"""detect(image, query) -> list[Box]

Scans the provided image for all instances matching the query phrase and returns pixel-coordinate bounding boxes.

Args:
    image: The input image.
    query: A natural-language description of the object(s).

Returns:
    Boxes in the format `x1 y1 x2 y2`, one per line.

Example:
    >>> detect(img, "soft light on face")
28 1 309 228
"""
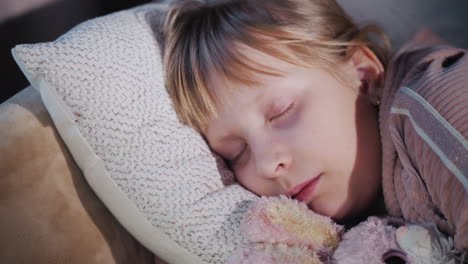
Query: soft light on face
204 49 382 222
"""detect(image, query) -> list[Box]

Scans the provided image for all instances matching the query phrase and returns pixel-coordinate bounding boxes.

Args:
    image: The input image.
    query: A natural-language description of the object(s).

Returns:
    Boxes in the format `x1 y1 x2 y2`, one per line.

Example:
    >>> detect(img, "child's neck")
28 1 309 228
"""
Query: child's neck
343 189 387 229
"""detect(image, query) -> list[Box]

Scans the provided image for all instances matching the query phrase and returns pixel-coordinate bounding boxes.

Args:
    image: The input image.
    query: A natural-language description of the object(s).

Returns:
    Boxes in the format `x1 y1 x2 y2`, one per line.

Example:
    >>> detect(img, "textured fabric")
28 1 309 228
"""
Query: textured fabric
333 217 399 264
379 30 468 251
228 196 342 264
0 87 153 264
11 3 257 264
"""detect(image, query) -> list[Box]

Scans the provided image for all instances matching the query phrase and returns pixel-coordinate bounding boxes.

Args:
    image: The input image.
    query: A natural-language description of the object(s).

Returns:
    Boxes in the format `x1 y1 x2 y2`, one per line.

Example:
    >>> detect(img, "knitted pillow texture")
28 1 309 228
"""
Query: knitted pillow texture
11 3 257 264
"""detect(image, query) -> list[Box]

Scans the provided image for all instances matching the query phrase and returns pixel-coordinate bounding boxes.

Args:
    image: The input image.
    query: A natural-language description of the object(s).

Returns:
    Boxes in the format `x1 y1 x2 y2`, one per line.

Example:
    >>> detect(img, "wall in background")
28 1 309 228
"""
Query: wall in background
338 0 468 50
0 0 59 23
1 0 154 103
2 0 467 103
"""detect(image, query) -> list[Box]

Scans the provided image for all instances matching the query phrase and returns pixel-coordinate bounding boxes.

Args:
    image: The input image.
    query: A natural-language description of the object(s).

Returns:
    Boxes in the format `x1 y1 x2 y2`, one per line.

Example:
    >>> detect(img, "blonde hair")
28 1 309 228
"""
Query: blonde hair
163 0 391 133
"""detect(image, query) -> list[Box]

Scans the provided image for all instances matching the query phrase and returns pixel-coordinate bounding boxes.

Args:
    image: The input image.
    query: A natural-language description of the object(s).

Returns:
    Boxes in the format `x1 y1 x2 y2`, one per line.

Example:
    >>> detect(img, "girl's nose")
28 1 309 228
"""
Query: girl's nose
253 140 292 179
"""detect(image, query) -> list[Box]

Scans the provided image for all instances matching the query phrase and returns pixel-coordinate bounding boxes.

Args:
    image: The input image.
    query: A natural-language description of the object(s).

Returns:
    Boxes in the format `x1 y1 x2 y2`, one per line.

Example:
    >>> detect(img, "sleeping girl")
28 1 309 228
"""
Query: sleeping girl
162 0 467 251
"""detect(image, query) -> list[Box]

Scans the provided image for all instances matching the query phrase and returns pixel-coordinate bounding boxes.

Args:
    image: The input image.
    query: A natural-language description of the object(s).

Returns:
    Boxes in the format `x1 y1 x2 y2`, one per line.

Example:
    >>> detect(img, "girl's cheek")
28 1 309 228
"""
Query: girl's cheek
233 147 250 170
235 166 255 192
233 154 249 177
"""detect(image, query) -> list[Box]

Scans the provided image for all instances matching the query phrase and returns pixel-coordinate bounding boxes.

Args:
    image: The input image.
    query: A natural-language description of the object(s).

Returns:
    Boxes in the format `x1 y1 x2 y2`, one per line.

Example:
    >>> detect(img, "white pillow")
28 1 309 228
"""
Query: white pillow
11 3 257 264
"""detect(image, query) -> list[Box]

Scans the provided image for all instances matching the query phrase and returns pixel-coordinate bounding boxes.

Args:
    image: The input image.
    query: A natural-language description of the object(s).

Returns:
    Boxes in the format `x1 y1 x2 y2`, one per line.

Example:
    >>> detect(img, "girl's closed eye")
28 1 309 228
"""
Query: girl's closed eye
271 100 296 122
231 100 297 165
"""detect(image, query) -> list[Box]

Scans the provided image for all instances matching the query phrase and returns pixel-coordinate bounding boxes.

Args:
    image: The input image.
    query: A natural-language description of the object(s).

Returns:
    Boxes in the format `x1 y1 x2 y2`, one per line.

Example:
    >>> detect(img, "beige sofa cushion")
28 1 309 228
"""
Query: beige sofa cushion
0 86 153 264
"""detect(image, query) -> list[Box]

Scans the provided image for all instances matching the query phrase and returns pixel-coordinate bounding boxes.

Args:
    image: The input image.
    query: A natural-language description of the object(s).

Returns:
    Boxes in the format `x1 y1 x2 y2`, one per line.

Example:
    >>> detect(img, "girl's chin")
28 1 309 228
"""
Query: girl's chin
308 203 345 220
308 202 355 223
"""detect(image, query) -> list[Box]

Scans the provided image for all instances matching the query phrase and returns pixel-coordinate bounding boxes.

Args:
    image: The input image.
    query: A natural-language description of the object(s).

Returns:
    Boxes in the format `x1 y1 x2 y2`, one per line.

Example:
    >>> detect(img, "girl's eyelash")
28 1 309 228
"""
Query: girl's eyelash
273 101 296 121
231 101 296 164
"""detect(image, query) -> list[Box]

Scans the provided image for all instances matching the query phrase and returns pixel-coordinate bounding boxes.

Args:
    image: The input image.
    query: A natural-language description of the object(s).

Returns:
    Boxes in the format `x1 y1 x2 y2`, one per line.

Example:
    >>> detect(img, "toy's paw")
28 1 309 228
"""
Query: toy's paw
227 243 325 264
396 224 461 264
396 225 432 260
241 196 343 250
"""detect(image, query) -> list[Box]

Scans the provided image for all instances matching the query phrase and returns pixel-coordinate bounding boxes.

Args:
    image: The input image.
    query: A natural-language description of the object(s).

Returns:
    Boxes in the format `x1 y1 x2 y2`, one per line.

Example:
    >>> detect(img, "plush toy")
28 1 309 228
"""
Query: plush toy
228 196 464 264
228 195 343 264
389 224 464 264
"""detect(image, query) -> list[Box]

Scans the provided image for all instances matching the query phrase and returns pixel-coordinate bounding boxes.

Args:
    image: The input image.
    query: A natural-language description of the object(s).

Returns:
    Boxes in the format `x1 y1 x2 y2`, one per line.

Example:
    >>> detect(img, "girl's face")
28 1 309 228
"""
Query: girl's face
204 49 383 221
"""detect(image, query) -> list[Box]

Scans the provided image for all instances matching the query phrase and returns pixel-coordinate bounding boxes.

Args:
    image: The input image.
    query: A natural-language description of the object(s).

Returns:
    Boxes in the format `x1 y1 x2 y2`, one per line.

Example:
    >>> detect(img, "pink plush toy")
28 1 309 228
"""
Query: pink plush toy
228 196 464 264
228 195 343 264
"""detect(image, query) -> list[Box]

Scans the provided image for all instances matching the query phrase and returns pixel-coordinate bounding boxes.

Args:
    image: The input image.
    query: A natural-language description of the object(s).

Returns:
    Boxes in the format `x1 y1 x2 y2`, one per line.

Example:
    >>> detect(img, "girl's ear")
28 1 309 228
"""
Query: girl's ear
348 46 385 105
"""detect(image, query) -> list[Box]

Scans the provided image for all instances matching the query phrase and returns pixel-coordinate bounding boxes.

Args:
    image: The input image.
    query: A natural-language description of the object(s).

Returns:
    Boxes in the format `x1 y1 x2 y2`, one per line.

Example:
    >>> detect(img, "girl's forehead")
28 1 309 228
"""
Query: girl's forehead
209 63 314 124
208 74 266 116
207 46 296 104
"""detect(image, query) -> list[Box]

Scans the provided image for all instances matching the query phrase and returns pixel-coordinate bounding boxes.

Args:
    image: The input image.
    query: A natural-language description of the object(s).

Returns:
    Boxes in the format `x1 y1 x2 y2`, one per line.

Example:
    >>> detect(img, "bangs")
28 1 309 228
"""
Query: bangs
163 0 391 133
164 1 309 132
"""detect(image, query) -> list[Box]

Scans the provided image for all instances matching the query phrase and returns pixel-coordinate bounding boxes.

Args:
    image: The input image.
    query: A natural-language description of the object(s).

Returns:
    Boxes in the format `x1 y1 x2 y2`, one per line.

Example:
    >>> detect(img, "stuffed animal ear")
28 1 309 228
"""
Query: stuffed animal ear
240 196 343 249
229 196 343 264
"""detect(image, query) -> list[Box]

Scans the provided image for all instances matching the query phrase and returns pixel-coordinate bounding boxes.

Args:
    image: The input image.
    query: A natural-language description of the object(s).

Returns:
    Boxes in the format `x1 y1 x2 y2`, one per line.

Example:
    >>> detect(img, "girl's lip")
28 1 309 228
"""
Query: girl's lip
287 174 322 202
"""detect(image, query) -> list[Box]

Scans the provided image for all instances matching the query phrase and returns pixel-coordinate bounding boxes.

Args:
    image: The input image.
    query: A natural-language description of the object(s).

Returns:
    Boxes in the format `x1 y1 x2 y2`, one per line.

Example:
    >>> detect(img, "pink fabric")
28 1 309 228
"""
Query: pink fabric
379 30 468 251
